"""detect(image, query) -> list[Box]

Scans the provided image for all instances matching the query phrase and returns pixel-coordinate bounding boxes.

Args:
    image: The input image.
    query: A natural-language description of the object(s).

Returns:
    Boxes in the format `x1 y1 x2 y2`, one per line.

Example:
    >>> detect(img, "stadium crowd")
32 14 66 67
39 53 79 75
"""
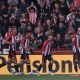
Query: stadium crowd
0 0 80 50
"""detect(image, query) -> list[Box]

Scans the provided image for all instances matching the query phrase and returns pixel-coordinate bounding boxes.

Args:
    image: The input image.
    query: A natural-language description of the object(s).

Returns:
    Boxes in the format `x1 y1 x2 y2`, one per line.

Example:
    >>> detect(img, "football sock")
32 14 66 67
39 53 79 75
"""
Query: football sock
14 64 19 72
38 64 42 71
27 64 31 72
49 63 52 72
74 64 78 72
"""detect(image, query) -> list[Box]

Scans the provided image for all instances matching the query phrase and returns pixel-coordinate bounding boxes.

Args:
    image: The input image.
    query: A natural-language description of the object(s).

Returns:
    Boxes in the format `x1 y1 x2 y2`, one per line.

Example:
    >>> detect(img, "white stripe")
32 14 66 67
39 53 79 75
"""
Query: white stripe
25 38 29 53
44 44 48 56
48 46 50 55
12 36 14 51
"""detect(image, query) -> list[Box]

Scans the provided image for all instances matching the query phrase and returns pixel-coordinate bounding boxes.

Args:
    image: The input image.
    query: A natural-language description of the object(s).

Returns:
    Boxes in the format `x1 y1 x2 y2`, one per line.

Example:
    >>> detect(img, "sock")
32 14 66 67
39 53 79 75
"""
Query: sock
74 64 78 72
14 64 19 72
49 63 52 72
78 61 80 69
27 64 31 72
0 62 6 68
38 64 42 72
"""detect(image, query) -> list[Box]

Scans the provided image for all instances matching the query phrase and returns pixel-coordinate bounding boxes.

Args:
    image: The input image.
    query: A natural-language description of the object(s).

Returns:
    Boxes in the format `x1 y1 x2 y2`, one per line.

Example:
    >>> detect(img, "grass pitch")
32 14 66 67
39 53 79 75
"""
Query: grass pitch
0 75 80 80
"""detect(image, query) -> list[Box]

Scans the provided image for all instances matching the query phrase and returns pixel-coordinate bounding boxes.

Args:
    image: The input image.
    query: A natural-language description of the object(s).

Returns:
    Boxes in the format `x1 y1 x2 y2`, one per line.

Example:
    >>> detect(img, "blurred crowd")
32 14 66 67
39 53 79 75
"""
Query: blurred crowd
0 0 80 50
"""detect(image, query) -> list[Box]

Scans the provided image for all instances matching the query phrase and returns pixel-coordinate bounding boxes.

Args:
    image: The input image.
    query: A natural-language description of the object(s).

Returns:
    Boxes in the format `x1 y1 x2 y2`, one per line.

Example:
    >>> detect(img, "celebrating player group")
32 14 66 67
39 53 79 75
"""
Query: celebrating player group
0 27 80 76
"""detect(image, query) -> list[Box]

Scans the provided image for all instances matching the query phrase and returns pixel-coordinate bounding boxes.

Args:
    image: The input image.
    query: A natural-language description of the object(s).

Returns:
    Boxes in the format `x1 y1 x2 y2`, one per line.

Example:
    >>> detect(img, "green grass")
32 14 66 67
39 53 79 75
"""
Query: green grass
0 75 80 80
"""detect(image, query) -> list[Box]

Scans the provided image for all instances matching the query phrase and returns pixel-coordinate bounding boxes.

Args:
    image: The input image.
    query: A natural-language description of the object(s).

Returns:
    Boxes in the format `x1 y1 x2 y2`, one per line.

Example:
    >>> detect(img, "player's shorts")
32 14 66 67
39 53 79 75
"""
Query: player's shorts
42 54 53 63
20 48 31 60
73 49 80 64
21 53 29 60
8 49 16 58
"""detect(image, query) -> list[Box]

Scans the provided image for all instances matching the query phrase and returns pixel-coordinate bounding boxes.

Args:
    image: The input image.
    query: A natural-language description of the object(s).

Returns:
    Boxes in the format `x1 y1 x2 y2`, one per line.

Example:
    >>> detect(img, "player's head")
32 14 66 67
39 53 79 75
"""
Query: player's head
26 30 31 38
77 27 80 36
48 35 53 42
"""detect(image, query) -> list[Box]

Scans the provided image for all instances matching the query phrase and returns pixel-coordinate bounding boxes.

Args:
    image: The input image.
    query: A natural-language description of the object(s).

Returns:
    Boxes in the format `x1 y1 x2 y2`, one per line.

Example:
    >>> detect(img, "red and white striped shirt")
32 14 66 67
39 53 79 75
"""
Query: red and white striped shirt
74 0 80 8
70 0 80 11
29 12 37 24
21 36 30 54
42 39 52 56
5 32 16 51
73 34 80 52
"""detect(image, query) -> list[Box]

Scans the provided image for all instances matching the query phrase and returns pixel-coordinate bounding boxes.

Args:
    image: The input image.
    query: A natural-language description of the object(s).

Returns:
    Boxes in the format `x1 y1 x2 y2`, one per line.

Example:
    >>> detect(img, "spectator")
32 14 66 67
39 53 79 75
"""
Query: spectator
0 4 8 16
33 27 43 49
75 8 80 27
27 2 37 25
56 22 66 37
18 0 29 13
54 33 63 48
63 34 72 48
18 21 27 35
7 0 19 5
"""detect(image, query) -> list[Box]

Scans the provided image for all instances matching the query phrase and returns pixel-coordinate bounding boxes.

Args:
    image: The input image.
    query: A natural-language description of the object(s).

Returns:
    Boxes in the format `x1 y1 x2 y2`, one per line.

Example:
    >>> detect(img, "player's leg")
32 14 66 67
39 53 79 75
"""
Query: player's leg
0 49 13 68
36 55 46 76
17 59 24 75
12 57 19 72
15 50 25 69
7 58 12 64
16 59 24 69
48 55 54 71
73 53 78 77
25 54 32 75
78 52 80 69
0 50 13 68
7 58 16 74
73 53 78 72
38 55 46 71
9 50 19 73
48 55 54 75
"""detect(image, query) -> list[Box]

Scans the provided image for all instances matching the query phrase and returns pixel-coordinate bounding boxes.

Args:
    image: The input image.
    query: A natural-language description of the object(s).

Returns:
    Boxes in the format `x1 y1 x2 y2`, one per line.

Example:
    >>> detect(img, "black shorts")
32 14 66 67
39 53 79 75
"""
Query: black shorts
42 54 53 63
21 53 29 60
8 49 16 58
